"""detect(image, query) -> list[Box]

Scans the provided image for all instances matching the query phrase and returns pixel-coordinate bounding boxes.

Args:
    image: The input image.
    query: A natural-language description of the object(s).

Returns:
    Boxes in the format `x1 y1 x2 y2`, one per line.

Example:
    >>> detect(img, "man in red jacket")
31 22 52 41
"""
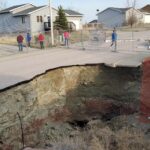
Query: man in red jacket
38 32 45 49
17 34 24 51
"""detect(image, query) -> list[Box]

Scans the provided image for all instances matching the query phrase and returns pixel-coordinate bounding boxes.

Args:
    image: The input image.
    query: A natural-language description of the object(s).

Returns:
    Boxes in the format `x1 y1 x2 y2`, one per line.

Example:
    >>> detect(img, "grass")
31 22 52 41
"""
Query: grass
48 127 149 150
36 118 150 150
118 24 150 32
0 31 90 48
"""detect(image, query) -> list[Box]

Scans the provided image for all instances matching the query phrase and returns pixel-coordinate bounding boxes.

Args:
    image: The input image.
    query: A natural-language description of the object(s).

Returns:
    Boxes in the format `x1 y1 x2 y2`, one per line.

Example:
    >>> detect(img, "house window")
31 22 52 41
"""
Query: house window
37 16 40 22
40 16 43 22
22 16 25 24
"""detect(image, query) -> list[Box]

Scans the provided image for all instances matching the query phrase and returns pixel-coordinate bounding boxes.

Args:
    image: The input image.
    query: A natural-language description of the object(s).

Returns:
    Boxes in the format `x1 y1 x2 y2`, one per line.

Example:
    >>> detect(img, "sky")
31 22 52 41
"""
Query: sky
5 0 150 22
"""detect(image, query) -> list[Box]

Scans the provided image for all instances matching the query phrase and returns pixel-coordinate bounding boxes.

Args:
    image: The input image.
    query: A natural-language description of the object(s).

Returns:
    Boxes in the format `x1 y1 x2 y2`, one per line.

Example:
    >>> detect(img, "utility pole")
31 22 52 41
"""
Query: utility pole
49 0 54 46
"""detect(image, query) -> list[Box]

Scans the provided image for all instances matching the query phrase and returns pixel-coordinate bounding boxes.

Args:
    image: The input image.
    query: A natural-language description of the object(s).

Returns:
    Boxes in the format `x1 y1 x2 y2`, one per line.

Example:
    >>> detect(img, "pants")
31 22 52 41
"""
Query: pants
65 38 69 47
18 43 23 51
27 41 31 47
111 41 117 51
40 41 44 49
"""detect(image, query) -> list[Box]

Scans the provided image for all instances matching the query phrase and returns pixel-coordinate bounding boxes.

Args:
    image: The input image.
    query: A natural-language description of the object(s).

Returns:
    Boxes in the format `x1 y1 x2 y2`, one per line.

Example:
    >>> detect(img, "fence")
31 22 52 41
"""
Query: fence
0 29 150 51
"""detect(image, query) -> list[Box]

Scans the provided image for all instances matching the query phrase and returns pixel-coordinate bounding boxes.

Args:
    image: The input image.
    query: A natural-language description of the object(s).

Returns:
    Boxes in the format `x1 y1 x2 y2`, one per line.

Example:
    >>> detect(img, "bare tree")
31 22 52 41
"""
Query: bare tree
126 0 137 50
126 0 138 27
0 0 7 10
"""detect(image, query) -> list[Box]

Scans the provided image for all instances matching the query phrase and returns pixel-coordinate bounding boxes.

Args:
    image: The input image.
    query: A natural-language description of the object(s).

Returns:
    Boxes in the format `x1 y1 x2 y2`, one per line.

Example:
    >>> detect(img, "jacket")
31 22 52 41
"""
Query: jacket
38 34 44 42
26 33 31 42
17 35 24 43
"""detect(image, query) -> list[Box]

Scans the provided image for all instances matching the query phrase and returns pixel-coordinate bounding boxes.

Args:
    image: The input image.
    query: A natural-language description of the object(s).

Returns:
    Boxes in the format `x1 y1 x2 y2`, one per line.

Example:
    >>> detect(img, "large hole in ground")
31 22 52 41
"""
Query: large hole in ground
1 65 149 150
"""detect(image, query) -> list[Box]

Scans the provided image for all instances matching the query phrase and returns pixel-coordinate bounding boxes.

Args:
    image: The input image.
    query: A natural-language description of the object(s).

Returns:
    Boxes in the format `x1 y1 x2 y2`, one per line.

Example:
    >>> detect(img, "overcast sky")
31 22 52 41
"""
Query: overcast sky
6 0 150 22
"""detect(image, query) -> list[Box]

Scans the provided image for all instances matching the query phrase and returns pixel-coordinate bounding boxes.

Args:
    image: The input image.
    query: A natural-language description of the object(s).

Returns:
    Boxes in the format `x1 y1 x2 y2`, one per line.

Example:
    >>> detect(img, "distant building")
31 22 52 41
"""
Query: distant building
83 19 103 30
97 7 143 28
0 3 83 34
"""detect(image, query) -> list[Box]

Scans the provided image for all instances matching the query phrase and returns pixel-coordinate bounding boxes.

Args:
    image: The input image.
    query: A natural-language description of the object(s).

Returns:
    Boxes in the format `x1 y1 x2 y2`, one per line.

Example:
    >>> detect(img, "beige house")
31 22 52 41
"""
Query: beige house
64 9 83 30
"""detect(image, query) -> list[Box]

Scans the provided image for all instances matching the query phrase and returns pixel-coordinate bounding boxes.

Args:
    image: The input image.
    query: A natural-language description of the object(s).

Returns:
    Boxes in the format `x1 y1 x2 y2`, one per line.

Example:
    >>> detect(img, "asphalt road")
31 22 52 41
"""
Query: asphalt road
0 44 150 90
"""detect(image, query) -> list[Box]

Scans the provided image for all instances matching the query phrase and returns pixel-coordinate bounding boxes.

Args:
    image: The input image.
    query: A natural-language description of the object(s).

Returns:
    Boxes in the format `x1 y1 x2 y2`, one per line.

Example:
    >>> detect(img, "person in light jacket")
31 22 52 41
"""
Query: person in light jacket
38 32 45 49
64 31 70 47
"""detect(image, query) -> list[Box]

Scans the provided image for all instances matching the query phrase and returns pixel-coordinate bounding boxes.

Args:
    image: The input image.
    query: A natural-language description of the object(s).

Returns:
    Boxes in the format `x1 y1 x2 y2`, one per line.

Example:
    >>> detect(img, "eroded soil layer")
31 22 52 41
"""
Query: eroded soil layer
1 64 148 150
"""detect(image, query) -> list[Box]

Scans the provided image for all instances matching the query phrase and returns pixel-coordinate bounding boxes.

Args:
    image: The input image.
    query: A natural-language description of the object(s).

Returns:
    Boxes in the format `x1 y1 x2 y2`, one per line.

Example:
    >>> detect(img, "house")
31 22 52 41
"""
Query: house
0 3 58 34
97 7 144 28
64 9 83 30
83 20 103 30
0 4 83 34
140 5 150 23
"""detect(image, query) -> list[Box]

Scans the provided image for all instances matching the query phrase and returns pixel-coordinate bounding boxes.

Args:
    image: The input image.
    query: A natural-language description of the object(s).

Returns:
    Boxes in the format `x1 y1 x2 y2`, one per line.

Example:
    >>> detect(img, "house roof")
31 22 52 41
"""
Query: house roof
13 6 46 16
110 7 131 13
141 5 150 13
0 4 28 14
64 9 83 16
97 7 131 15
89 20 98 23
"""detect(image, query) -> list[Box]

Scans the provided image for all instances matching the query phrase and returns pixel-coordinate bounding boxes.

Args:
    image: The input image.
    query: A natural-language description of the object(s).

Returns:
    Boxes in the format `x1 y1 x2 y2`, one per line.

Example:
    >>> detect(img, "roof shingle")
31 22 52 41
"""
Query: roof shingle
141 5 150 13
13 6 46 16
0 4 27 14
64 9 83 16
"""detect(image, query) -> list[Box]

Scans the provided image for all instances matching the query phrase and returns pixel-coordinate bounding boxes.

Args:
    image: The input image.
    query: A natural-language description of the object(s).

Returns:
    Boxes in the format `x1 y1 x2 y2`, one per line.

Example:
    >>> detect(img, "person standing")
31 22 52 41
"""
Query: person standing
17 34 24 51
64 31 69 47
110 29 117 52
38 32 45 49
26 32 32 47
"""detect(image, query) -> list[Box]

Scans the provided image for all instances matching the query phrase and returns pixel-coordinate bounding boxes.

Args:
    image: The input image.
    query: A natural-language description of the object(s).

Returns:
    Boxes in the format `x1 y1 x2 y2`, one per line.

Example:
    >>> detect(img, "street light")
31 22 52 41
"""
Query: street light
49 0 54 46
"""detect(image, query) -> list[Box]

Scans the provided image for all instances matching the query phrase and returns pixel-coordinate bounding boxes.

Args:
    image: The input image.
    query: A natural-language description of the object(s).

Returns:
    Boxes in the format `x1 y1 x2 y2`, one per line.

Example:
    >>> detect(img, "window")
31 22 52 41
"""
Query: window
40 16 43 22
22 16 25 24
37 16 40 22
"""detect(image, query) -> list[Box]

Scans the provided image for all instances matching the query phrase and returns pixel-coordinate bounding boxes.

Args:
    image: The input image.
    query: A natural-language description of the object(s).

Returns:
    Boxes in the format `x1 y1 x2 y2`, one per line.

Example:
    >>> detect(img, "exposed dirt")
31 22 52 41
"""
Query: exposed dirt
0 64 148 150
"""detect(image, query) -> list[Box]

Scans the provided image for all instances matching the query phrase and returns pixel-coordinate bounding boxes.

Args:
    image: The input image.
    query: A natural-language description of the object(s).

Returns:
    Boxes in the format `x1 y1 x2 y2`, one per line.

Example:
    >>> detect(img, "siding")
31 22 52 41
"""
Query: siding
0 13 30 33
30 7 57 34
144 14 150 23
97 9 125 28
66 16 82 30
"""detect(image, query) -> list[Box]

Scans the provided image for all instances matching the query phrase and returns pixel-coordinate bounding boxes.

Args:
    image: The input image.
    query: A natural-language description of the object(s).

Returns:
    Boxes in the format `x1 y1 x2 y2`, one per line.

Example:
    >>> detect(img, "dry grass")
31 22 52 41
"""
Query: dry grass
118 24 150 32
0 30 90 47
0 36 17 45
41 120 149 150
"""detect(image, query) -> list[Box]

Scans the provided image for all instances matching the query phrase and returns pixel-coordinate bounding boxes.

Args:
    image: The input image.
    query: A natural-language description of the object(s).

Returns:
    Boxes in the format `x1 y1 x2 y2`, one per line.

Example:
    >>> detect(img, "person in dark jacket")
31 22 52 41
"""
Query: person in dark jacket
110 29 117 52
17 34 24 51
26 32 32 47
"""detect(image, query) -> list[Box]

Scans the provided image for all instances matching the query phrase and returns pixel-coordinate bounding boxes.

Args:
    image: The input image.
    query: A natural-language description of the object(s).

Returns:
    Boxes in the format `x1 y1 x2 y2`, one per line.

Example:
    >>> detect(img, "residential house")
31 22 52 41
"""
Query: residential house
140 5 150 23
0 3 58 34
97 7 143 28
64 9 83 30
0 4 83 34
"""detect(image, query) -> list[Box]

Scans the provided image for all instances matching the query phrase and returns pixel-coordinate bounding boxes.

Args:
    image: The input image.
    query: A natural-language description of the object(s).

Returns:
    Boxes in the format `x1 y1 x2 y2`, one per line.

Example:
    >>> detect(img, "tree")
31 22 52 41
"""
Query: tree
126 0 138 27
126 0 137 50
0 0 7 10
54 6 68 30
